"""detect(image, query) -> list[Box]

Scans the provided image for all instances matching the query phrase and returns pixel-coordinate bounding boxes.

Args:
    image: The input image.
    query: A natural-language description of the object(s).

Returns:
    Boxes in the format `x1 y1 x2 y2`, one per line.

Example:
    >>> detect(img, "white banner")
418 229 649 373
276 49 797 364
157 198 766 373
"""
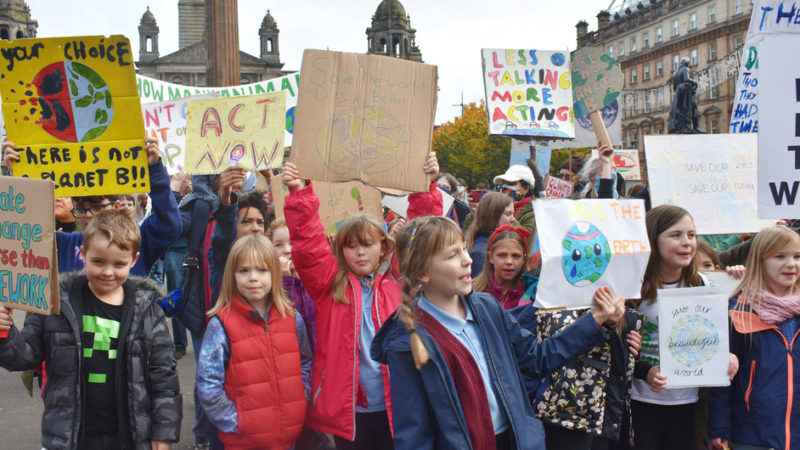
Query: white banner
644 134 773 233
730 0 800 134
658 286 730 388
141 93 218 174
757 35 800 218
136 73 299 146
533 199 650 309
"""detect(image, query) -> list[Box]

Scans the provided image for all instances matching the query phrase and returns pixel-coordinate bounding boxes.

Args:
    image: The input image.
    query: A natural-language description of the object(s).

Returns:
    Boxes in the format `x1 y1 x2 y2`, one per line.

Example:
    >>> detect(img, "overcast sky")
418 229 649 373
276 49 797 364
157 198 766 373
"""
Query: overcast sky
26 0 608 124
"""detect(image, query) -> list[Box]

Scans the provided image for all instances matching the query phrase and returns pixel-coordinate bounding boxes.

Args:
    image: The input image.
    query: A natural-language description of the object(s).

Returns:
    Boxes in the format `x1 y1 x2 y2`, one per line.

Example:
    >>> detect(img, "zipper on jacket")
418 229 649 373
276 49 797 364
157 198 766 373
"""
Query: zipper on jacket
744 360 755 411
313 370 326 405
349 277 359 441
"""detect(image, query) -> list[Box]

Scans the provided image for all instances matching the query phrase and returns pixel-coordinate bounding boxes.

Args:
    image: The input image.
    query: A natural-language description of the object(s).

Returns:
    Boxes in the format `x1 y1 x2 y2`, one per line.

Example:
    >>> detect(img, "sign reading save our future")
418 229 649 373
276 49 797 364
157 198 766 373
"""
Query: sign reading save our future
0 177 59 316
0 35 147 197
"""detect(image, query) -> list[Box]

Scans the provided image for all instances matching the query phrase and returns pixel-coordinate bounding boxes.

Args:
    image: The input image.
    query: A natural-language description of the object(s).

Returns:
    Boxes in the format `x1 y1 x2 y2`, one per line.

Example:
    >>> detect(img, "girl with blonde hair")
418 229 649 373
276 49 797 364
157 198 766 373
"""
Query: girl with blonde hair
197 234 312 448
709 226 800 450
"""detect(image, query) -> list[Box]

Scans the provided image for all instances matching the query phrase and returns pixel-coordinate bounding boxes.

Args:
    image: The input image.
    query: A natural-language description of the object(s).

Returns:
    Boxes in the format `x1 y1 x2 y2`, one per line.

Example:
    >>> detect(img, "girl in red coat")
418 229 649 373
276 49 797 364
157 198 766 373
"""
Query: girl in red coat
281 154 439 449
196 234 312 449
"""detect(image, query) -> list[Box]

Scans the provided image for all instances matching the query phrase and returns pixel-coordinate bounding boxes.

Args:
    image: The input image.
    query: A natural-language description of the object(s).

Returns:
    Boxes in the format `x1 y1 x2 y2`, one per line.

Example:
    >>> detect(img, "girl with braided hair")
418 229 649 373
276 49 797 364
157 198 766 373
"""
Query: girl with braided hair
371 216 622 449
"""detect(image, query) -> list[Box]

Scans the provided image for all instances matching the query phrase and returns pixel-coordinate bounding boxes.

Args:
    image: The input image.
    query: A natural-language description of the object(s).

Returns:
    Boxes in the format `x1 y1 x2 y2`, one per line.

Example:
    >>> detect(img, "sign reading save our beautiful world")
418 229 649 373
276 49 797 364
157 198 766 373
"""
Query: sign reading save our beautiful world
0 35 147 196
657 286 730 388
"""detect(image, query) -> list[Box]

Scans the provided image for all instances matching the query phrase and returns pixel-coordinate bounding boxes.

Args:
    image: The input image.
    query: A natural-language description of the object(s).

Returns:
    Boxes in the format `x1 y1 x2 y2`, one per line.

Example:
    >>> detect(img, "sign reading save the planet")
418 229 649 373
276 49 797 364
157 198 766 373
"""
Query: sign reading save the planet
533 199 650 309
0 35 147 196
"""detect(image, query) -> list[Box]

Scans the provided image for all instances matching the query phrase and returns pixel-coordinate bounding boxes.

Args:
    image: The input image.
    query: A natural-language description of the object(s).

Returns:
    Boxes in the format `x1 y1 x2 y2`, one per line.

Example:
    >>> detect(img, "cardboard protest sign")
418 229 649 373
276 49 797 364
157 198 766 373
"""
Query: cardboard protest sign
141 93 218 174
137 73 300 146
0 35 148 196
730 1 800 134
644 134 772 233
271 177 382 234
184 92 285 174
292 50 436 192
757 37 800 219
533 199 650 309
571 47 623 149
542 101 623 151
544 175 573 198
658 286 730 388
0 177 59 316
481 49 573 138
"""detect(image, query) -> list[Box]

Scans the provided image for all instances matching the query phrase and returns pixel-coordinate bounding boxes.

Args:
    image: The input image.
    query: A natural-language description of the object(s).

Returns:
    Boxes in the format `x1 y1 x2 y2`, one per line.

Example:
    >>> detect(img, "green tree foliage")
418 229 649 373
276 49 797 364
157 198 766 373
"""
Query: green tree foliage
432 102 510 188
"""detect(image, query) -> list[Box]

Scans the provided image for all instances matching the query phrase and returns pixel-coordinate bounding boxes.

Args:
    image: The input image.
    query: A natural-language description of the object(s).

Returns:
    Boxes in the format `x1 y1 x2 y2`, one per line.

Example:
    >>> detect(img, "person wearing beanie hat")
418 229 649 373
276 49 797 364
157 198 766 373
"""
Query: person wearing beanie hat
492 165 536 236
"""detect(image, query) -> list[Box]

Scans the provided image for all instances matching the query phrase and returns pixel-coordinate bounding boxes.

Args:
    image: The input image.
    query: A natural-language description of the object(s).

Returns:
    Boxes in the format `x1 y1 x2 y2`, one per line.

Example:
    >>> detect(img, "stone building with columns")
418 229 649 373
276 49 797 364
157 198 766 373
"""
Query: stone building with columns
576 0 752 152
136 0 284 86
366 0 423 61
0 0 36 41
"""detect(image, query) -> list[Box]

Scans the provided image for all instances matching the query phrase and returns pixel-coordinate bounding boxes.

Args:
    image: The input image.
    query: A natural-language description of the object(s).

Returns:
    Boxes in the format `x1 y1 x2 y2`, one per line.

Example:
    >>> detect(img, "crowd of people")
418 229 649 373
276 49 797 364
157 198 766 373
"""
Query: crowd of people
0 138 799 450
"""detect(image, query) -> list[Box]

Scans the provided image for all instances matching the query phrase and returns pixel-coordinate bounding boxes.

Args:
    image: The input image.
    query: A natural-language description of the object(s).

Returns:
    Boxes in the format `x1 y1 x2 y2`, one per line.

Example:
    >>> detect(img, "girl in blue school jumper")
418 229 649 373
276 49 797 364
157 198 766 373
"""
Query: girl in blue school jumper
709 226 800 450
371 216 620 449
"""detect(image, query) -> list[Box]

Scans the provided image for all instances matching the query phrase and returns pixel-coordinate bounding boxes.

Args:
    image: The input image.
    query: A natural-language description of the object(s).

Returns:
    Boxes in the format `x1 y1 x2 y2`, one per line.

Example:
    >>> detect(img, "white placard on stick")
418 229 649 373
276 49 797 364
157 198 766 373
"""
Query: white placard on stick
543 175 573 198
757 36 800 219
533 199 650 309
658 286 730 388
644 134 773 234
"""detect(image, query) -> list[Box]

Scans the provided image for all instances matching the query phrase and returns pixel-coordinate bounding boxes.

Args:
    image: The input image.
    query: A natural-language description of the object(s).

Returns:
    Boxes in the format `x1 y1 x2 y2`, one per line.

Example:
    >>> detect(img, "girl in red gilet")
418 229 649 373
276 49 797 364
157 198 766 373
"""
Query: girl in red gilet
196 234 312 449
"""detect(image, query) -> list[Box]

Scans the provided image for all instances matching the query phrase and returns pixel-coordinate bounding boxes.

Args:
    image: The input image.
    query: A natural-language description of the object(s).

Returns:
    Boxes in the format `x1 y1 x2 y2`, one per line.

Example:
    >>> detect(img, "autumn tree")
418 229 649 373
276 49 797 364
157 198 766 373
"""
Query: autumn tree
432 102 510 188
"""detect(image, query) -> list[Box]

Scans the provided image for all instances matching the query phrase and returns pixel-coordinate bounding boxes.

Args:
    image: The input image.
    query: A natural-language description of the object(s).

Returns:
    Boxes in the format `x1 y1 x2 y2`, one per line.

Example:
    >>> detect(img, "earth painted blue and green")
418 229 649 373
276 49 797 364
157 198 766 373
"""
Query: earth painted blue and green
668 314 720 367
561 222 612 286
32 61 113 142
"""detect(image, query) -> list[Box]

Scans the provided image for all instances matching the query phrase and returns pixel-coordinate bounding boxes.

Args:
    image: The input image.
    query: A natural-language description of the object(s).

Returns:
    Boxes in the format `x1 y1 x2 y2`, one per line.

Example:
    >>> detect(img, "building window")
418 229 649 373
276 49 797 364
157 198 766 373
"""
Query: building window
657 27 663 43
673 19 679 37
691 49 698 66
619 42 625 56
631 37 637 52
656 60 664 77
657 90 665 108
710 85 719 99
644 97 651 113
643 64 650 80
709 42 717 60
734 35 743 49
631 68 638 84
709 119 719 133
643 31 650 48
690 13 697 30
609 45 614 57
709 5 716 23
631 131 639 148
735 0 743 14
673 54 680 71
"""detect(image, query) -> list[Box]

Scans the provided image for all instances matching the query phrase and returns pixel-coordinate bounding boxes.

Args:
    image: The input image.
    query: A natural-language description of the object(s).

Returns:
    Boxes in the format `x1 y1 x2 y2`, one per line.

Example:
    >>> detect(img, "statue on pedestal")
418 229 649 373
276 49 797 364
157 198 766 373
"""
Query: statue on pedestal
668 57 703 134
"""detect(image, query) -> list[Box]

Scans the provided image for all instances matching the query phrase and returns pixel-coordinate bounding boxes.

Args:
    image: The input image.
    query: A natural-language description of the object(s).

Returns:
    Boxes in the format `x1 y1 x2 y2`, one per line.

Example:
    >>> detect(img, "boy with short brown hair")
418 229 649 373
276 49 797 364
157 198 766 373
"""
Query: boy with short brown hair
0 209 182 449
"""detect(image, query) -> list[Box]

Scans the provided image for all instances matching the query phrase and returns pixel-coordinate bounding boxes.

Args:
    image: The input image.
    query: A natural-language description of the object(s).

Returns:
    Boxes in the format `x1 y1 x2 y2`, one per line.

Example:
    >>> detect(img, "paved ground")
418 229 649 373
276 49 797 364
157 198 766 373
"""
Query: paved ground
0 308 199 448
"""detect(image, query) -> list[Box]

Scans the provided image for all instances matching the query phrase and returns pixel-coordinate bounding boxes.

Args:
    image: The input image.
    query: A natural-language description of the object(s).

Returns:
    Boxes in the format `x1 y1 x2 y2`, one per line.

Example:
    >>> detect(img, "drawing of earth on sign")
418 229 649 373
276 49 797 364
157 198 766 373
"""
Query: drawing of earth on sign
562 222 612 286
31 61 113 142
576 100 618 132
316 106 408 175
668 315 720 366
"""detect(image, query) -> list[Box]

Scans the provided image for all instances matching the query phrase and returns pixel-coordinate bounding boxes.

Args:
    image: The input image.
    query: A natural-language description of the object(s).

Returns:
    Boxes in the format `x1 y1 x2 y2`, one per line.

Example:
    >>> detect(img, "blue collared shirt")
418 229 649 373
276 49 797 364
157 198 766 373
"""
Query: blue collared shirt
357 275 386 412
418 295 510 434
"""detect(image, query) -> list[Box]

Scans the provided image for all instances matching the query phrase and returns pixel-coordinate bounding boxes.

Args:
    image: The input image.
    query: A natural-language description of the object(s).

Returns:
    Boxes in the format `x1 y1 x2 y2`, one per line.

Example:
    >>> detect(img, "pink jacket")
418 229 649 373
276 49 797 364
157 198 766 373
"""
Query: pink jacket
284 184 401 440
